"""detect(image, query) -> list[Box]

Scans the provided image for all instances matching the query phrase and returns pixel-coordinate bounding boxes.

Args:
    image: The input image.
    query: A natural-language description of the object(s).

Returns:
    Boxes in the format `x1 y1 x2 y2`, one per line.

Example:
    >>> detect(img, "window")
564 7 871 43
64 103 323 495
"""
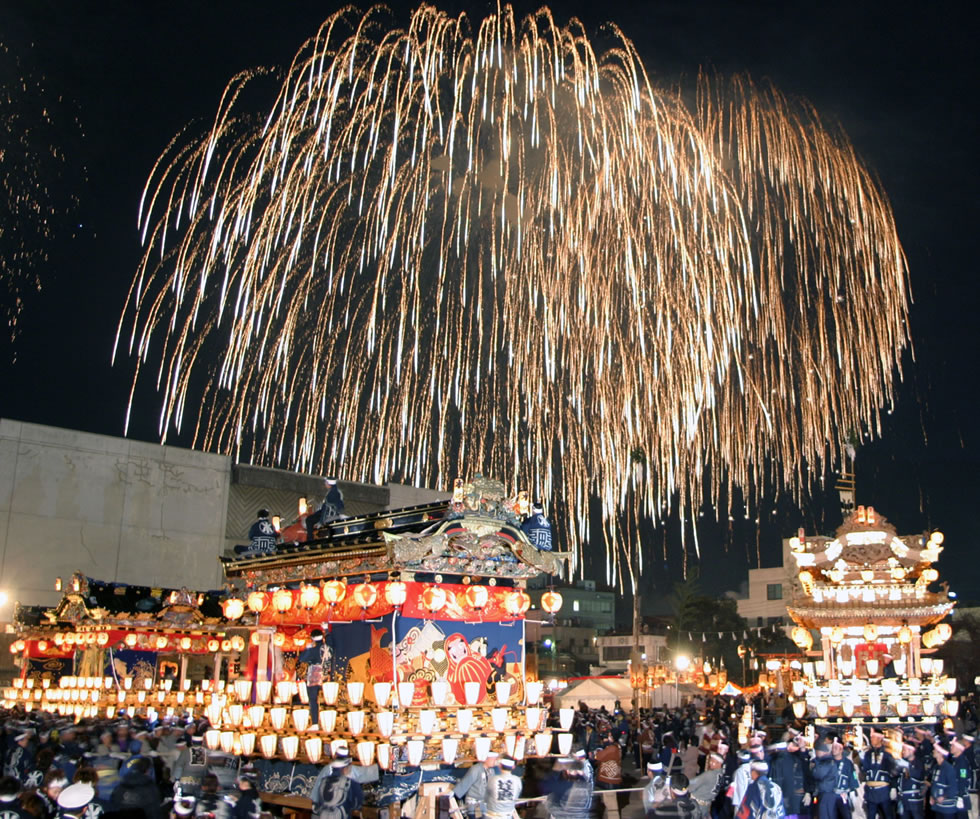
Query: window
767 583 783 600
573 600 580 612
600 600 612 613
756 617 764 627
602 645 632 661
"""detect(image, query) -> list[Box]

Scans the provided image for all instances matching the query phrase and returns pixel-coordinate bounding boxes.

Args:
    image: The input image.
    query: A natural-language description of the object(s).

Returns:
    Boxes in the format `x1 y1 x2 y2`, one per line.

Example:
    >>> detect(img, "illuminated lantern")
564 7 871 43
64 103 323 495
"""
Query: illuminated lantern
541 590 564 614
272 588 293 614
935 623 953 643
931 531 945 545
898 623 912 644
921 569 939 583
792 700 806 719
207 639 220 652
323 580 347 605
37 640 48 652
125 633 138 648
54 633 64 646
222 598 245 620
250 632 261 646
292 632 308 648
273 632 286 647
221 640 232 651
156 636 168 650
791 627 813 650
96 633 109 646
180 637 192 651
299 584 321 610
464 585 489 610
922 630 937 649
830 627 844 645
863 623 878 643
247 591 268 613
504 590 531 617
421 586 447 613
230 635 246 652
352 583 378 609
384 581 408 608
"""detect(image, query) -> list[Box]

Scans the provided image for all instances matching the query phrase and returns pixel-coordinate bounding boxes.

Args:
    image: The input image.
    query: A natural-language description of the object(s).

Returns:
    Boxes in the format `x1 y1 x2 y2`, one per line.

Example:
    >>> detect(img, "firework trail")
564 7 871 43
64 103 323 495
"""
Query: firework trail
116 5 910 581
1 42 83 358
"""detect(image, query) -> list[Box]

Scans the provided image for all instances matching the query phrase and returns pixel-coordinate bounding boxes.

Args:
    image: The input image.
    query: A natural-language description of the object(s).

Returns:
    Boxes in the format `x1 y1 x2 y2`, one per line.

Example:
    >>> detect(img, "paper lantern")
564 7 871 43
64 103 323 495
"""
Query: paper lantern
456 709 473 733
207 639 220 652
541 590 563 614
526 707 543 731
526 681 543 705
923 699 937 716
559 708 575 731
319 709 337 732
205 729 221 750
269 706 287 730
816 701 829 718
830 627 844 645
222 598 245 620
305 737 322 763
430 681 449 706
272 588 293 614
293 708 311 732
921 658 934 675
322 682 339 705
936 623 953 643
504 589 531 617
384 582 408 608
240 732 256 756
505 734 517 757
397 682 416 707
352 583 377 609
255 681 273 703
347 682 365 706
464 585 489 610
868 696 882 717
281 735 299 760
97 633 109 646
896 699 909 717
495 682 512 704
247 591 268 613
534 732 553 756
863 623 879 643
842 700 855 718
419 709 437 734
464 681 482 705
442 738 459 763
377 711 394 737
347 710 366 734
866 660 880 677
899 623 912 644
945 700 960 717
227 704 244 727
491 708 508 732
272 633 286 648
791 627 813 650
323 580 346 605
357 741 376 766
374 682 392 707
407 739 425 766
299 584 321 610
220 731 236 754
474 737 492 761
377 744 391 770
180 636 192 651
558 733 573 755
421 586 447 613
792 700 806 719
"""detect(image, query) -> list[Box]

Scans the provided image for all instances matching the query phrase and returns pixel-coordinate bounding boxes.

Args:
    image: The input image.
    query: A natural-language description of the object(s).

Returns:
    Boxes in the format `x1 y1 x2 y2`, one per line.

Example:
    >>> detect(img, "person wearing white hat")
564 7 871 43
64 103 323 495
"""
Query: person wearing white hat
56 782 95 818
310 756 362 819
547 760 592 819
484 758 522 819
735 762 784 819
933 744 960 816
453 750 500 819
862 728 896 819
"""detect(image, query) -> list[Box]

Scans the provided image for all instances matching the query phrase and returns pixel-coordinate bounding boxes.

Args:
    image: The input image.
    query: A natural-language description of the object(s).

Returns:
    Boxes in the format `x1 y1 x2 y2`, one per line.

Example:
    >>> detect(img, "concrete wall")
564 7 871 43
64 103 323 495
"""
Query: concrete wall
0 419 233 618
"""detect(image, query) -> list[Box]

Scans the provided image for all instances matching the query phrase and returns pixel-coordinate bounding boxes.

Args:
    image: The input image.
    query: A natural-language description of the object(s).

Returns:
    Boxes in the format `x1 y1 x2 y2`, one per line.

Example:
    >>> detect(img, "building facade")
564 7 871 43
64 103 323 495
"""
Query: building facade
594 631 670 673
727 537 796 629
525 580 616 677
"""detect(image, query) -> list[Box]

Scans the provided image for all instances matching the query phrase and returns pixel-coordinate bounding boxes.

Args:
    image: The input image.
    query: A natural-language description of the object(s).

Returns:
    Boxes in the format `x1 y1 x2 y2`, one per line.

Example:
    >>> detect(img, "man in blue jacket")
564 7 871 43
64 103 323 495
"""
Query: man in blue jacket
932 744 961 816
863 728 896 819
898 740 926 819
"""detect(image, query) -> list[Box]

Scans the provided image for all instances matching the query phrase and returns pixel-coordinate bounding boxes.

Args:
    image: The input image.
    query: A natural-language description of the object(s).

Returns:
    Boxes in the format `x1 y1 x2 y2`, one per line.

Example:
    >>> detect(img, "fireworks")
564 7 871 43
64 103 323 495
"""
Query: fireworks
0 42 83 357
115 5 910 580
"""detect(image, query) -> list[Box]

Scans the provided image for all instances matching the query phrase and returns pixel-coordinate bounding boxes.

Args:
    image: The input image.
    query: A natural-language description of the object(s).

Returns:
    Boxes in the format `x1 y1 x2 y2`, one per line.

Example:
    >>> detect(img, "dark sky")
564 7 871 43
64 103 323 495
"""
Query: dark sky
1 1 977 602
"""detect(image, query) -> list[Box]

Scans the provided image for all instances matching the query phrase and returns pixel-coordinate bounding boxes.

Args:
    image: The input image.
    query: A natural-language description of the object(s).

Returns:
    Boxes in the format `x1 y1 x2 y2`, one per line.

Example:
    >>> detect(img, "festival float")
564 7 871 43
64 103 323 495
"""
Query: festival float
5 476 570 807
786 504 957 725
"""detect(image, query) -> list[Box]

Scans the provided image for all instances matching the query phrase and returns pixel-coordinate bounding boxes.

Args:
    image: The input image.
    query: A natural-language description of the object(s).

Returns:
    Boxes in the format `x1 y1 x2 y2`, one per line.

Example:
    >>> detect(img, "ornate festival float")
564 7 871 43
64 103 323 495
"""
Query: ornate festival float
5 476 571 807
786 504 957 726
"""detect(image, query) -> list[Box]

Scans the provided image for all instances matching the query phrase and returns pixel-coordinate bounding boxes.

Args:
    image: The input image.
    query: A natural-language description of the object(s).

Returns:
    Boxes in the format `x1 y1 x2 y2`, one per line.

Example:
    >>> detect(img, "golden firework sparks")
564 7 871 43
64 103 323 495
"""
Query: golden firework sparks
115 5 910 583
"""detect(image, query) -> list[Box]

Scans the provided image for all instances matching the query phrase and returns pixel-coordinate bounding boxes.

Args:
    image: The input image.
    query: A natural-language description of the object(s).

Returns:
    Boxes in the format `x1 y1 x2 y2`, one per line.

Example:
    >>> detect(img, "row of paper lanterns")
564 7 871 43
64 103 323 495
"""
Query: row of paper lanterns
12 632 244 654
222 582 560 619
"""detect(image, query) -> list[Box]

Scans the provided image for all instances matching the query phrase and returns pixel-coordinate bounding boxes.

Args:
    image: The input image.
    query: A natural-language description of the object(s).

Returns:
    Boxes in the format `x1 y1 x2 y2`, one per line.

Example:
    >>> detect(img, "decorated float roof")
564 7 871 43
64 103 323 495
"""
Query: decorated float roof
787 505 954 629
221 476 566 588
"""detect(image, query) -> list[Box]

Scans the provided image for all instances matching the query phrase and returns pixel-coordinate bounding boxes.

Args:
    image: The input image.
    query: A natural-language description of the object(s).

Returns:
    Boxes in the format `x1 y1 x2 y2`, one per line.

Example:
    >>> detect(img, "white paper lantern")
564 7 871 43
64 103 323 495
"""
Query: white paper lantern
526 707 542 731
442 738 459 763
558 732 573 755
347 682 365 706
534 733 553 756
474 736 492 761
347 710 366 734
305 736 322 763
491 708 508 732
495 682 512 705
419 709 437 734
319 709 337 732
374 682 392 707
430 681 449 706
464 681 481 705
322 682 340 705
377 744 392 769
398 682 416 707
525 681 543 705
407 739 425 766
559 708 575 731
456 709 473 733
357 741 376 766
377 711 395 737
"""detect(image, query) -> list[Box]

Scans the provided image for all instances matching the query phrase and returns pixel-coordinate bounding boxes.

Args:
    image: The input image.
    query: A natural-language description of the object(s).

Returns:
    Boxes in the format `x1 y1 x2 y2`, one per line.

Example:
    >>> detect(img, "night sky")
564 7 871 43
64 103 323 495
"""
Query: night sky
1 1 977 603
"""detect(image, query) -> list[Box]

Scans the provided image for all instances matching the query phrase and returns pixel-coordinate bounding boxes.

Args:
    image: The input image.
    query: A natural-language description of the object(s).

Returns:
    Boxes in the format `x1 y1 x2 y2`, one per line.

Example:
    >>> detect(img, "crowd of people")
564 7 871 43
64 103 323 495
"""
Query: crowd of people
3 693 980 819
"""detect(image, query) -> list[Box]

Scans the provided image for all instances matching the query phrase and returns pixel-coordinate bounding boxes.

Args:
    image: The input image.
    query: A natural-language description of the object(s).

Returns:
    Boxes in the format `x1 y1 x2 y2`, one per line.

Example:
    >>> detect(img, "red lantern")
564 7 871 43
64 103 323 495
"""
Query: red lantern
504 590 531 617
421 586 447 613
247 591 268 613
463 585 489 610
323 580 347 605
272 588 293 614
352 583 378 609
541 590 563 614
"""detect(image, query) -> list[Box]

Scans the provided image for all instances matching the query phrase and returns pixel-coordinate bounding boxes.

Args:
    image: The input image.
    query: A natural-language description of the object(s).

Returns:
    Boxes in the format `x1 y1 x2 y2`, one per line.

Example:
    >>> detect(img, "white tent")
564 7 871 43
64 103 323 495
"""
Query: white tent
646 682 704 709
554 677 633 710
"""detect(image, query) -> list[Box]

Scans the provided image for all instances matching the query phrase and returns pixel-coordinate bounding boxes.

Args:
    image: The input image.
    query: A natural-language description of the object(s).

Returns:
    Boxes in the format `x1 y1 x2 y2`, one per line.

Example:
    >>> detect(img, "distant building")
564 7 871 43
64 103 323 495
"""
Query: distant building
725 538 796 631
594 631 669 673
526 580 616 677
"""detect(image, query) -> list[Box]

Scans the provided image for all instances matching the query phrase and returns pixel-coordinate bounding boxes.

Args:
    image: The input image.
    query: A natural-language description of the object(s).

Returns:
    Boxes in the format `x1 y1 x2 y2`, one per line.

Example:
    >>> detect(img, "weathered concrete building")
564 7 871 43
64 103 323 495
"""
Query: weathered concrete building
0 419 448 622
